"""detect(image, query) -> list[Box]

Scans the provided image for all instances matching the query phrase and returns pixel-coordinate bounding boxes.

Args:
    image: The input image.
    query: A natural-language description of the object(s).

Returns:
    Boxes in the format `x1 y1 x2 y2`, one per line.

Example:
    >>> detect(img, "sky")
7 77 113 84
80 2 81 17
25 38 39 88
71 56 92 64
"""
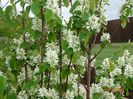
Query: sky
1 0 125 21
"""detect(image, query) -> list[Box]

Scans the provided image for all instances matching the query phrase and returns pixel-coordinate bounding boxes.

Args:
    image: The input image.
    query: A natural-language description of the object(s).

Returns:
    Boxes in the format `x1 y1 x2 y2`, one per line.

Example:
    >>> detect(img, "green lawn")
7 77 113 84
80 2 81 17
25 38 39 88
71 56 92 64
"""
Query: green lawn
93 43 133 65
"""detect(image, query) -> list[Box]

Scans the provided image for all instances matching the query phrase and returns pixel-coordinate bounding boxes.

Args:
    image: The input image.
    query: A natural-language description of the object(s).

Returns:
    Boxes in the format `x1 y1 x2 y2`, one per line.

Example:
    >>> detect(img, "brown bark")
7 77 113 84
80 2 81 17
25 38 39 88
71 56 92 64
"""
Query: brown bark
40 6 45 87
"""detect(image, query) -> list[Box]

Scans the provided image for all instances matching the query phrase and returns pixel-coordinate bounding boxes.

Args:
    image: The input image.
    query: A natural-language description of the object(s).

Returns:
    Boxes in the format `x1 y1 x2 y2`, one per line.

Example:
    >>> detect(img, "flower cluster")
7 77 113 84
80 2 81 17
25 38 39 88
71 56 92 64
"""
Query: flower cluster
38 87 58 98
32 18 42 32
86 15 101 33
85 0 109 33
63 30 80 52
16 48 26 60
92 50 133 98
46 0 61 16
100 33 111 42
17 67 33 84
99 77 115 88
44 42 59 66
17 90 28 99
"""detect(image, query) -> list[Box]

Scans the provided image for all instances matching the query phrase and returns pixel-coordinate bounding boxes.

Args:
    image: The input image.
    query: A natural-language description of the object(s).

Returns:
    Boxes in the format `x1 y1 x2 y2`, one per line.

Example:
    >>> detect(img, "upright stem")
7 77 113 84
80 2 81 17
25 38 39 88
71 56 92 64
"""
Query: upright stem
59 0 63 98
22 2 28 83
86 44 92 99
40 6 45 87
86 35 96 99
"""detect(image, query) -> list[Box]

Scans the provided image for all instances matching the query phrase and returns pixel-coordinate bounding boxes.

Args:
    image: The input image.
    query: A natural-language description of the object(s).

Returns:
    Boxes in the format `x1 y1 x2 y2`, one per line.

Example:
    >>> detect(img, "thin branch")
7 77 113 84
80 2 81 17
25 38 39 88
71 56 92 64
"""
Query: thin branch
90 42 108 62
65 54 73 92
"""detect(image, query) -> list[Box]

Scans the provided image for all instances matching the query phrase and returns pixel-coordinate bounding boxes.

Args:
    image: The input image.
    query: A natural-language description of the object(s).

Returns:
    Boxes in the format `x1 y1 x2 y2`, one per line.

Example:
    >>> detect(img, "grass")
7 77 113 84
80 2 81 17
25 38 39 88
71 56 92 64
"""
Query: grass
92 43 133 65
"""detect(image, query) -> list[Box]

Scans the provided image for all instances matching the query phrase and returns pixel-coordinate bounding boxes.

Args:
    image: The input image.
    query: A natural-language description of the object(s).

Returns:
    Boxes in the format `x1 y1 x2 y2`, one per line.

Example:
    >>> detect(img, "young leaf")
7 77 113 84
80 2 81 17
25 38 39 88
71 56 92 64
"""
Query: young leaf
63 0 69 7
31 2 40 17
70 0 80 13
45 9 53 23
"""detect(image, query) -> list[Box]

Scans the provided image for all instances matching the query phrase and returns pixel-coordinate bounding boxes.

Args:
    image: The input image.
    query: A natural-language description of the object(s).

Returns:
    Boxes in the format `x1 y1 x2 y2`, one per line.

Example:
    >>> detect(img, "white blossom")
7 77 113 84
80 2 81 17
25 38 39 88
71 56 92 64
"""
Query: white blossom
68 73 78 83
90 83 103 96
99 77 114 88
17 67 32 84
63 30 80 52
45 49 58 66
124 64 133 78
117 56 125 68
62 55 69 65
29 86 39 97
18 90 28 99
101 58 110 70
24 32 35 43
29 55 41 66
110 67 122 77
128 55 133 65
38 87 58 98
16 48 26 60
5 56 11 65
32 18 42 32
103 91 115 99
38 87 48 97
86 15 101 33
46 0 61 16
123 50 130 60
13 38 23 46
100 33 110 42
65 90 75 99
45 42 59 66
77 56 87 66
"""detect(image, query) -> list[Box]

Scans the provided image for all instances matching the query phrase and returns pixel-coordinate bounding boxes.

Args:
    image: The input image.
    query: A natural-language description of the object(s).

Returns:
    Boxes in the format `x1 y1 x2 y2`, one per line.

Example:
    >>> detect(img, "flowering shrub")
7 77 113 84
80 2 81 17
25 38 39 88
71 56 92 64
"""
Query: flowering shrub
0 0 132 99
92 50 133 99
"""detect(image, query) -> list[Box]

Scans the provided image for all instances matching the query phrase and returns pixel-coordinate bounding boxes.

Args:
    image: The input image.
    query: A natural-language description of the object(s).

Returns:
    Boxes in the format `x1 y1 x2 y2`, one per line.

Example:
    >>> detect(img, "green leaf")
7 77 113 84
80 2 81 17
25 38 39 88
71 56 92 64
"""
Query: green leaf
5 5 13 16
21 42 31 49
89 0 96 12
53 14 62 25
39 62 49 74
62 40 68 50
63 0 69 7
74 95 83 99
24 81 38 90
61 69 69 79
72 53 80 63
45 9 53 23
48 32 56 42
26 5 31 15
70 0 80 13
0 76 6 93
65 48 73 56
32 30 42 39
121 20 127 28
31 2 40 16
79 32 85 41
0 7 3 16
7 93 16 99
